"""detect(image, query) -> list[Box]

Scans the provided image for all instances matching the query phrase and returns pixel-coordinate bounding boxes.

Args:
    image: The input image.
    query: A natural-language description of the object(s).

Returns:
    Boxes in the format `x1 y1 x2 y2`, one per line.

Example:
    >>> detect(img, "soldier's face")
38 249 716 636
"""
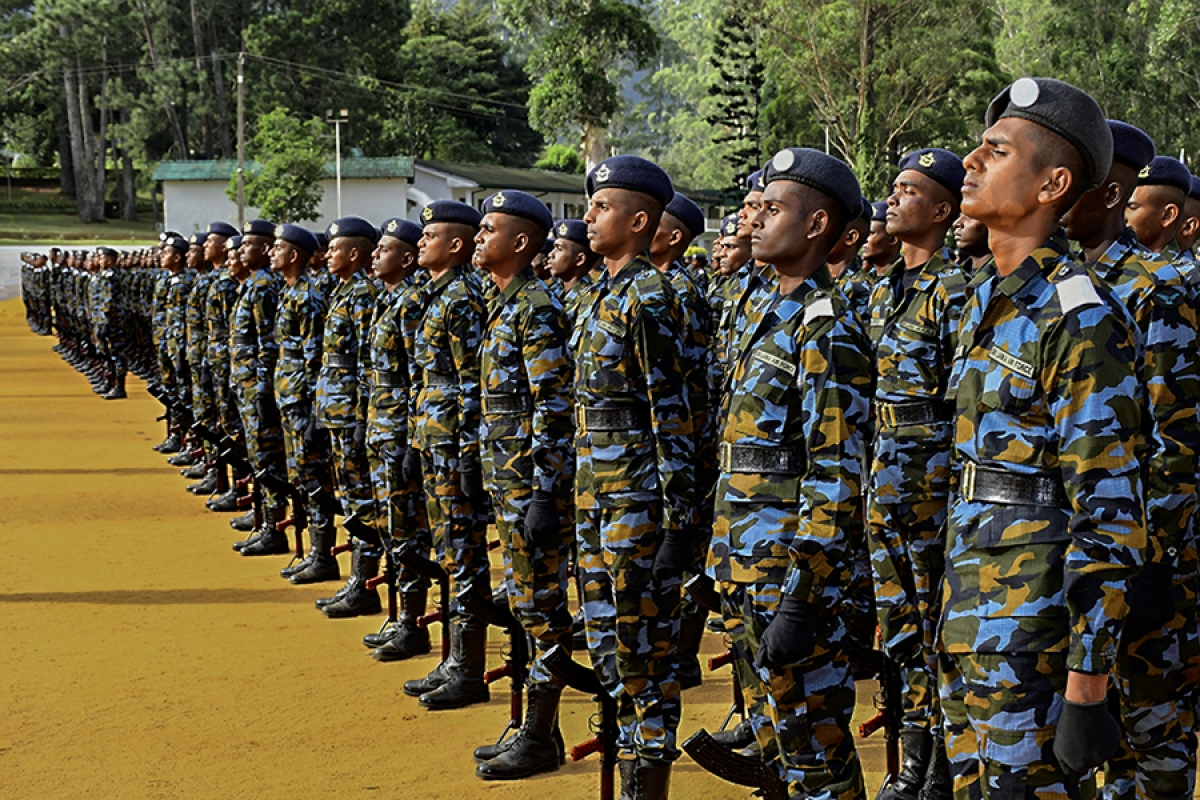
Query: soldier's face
584 188 639 256
751 182 812 264
473 212 519 274
270 240 294 272
739 191 763 228
419 223 461 270
226 249 241 272
373 235 412 282
720 235 750 274
549 239 581 278
886 170 947 240
1125 185 1181 248
186 244 203 269
962 117 1046 226
710 238 724 272
327 236 355 279
159 248 181 270
203 235 224 263
953 214 989 253
309 249 326 270
240 234 271 270
863 220 897 263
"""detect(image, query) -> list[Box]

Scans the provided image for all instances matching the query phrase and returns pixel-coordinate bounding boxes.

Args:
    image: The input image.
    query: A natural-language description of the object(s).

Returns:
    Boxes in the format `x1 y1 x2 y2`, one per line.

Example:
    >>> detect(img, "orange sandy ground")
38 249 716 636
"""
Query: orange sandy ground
0 296 886 799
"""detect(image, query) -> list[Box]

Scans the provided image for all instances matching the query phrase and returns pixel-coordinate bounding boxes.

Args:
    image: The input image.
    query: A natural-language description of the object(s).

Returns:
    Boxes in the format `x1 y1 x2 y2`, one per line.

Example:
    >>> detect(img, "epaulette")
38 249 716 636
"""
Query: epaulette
525 289 553 309
1053 263 1102 313
803 291 835 325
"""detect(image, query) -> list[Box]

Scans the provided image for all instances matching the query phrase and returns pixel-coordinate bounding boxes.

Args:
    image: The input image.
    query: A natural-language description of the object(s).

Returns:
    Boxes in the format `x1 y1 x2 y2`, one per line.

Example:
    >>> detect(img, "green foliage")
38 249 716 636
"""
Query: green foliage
227 107 328 224
535 144 586 173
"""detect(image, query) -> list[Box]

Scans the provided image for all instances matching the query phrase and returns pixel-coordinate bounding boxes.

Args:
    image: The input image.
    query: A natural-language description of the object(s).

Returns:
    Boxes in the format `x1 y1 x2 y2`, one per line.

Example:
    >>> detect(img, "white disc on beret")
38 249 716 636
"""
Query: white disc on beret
1010 78 1039 108
772 149 795 171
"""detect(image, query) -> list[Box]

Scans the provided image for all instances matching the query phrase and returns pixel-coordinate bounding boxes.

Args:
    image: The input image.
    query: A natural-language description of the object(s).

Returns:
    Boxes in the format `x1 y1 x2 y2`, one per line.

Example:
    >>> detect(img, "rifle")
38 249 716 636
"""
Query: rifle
681 729 788 800
459 582 529 748
363 471 400 634
856 645 902 790
395 541 451 660
543 644 616 800
684 575 745 732
253 468 308 564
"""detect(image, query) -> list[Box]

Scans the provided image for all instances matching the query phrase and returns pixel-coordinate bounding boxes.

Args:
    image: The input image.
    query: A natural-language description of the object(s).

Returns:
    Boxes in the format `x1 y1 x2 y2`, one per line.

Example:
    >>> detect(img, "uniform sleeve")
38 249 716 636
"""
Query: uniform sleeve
353 286 377 422
525 303 575 493
1045 307 1146 674
254 281 279 393
303 288 326 394
448 294 484 462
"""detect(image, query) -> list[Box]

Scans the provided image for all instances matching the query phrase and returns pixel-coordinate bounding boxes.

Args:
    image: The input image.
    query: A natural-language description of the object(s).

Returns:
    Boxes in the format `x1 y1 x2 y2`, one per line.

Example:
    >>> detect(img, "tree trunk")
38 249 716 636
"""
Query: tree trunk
57 118 75 196
582 123 608 172
61 30 101 223
136 0 189 158
121 149 137 221
190 0 212 158
95 37 110 219
210 21 232 159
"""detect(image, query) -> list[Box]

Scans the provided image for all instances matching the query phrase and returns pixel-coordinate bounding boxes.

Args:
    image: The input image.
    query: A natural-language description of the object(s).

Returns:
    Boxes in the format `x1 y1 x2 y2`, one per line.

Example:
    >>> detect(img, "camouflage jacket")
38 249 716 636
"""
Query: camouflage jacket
315 271 377 428
366 272 424 447
710 268 872 609
943 233 1145 674
88 268 120 335
164 270 194 358
411 264 485 460
480 267 574 494
205 269 240 385
228 267 279 392
563 270 597 338
664 260 712 435
185 270 215 368
835 261 874 326
151 269 171 351
1092 230 1199 567
273 272 327 412
572 255 694 527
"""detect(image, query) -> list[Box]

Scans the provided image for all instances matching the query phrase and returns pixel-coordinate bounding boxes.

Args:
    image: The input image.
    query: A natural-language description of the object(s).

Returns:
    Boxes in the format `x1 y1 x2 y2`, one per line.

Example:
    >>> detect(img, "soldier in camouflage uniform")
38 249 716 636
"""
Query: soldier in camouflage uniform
868 148 969 800
1062 127 1200 800
227 220 290 557
570 156 694 797
469 191 575 780
863 201 902 280
547 219 600 333
312 217 383 617
399 201 492 711
828 200 873 324
152 236 191 453
203 226 249 514
364 217 434 660
180 233 217 486
952 214 991 275
940 78 1144 798
89 246 127 399
269 224 339 585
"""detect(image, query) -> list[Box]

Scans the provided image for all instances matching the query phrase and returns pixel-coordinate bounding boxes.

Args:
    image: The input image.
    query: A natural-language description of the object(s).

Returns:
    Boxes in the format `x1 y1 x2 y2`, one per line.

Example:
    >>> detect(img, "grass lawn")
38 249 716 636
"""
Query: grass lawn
0 212 159 245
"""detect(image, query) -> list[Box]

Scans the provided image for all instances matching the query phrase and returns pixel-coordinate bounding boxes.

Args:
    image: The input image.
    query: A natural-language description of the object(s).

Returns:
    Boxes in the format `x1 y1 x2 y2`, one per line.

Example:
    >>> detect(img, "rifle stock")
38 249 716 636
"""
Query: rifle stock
682 729 787 800
459 583 529 741
543 644 615 800
397 541 450 660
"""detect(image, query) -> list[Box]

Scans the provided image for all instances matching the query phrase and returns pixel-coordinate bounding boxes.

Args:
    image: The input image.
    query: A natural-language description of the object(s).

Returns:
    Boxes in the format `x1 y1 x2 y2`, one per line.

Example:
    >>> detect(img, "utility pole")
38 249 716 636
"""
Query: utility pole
236 50 245 227
326 108 348 217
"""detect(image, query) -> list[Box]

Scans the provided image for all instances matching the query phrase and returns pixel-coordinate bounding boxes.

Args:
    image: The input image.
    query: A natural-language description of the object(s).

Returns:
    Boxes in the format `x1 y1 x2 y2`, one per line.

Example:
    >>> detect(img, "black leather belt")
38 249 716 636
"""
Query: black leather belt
210 325 228 337
960 462 1067 507
719 442 806 475
578 406 649 432
282 347 304 359
374 370 405 388
876 399 952 428
325 353 357 370
425 371 455 387
231 335 255 347
483 394 531 415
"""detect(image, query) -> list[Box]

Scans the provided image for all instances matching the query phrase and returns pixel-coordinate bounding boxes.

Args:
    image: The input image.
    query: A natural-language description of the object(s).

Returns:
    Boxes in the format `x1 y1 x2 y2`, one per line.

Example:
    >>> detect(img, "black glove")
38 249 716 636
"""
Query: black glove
352 421 366 452
459 460 485 503
755 594 814 671
255 391 279 426
1053 698 1121 782
302 414 322 452
198 366 214 396
402 446 423 485
175 354 188 380
1124 560 1176 628
652 526 694 582
523 490 560 548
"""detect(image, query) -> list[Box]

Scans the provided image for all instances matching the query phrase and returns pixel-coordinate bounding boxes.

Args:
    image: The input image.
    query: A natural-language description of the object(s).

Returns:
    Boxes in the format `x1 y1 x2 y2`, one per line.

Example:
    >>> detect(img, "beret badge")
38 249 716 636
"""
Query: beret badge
594 164 611 182
558 223 568 236
329 223 339 235
387 220 398 232
493 192 506 208
1139 165 1151 179
421 207 433 222
919 152 936 168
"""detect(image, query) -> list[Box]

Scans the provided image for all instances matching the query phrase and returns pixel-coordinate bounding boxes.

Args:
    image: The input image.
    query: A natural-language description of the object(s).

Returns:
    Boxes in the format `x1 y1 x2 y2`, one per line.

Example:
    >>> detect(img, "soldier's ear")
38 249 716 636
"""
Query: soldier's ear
1162 203 1181 230
513 231 530 256
932 199 953 225
1037 165 1074 210
807 208 831 240
1101 180 1125 211
630 209 650 235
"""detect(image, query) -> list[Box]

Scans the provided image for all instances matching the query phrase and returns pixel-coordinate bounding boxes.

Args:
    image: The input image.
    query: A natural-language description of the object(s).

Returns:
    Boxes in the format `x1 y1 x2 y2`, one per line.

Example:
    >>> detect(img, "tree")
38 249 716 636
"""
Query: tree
535 143 585 173
228 107 328 224
705 5 766 191
498 0 659 169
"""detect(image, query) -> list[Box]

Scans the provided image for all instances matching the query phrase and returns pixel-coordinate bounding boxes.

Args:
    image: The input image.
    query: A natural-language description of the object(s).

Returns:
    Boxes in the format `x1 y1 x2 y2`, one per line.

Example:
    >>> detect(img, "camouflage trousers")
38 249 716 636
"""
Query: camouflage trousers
717 583 771 747
234 381 286 509
576 503 682 763
368 439 430 592
491 484 573 686
278 405 334 531
720 579 865 800
940 651 1094 800
328 427 377 547
190 358 218 465
419 446 490 620
1103 547 1200 800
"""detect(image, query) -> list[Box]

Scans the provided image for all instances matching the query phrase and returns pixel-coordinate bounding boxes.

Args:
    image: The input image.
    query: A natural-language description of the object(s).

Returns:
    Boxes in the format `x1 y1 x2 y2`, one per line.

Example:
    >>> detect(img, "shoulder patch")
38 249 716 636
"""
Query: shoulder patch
525 289 553 309
803 296 834 324
1055 273 1101 312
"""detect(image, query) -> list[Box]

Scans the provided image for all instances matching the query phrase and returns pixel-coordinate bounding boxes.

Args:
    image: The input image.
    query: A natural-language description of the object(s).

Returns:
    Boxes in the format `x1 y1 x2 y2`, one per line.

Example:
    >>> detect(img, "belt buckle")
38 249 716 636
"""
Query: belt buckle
878 402 895 428
719 442 732 473
961 462 977 502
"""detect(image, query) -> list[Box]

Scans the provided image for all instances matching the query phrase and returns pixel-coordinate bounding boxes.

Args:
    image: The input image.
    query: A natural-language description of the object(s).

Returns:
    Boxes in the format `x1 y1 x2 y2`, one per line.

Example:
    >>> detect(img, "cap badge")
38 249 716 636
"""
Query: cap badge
1139 165 1151 179
329 223 339 236
421 207 433 222
243 222 252 233
1010 77 1040 108
594 164 611 182
275 225 285 238
493 192 506 208
386 220 398 232
558 223 568 236
772 149 795 171
919 152 936 168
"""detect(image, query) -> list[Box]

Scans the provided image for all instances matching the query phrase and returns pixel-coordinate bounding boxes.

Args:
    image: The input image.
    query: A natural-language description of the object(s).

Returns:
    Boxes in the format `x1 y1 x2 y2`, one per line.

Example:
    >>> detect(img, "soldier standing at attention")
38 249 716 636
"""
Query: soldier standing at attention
708 147 872 799
90 246 126 399
862 201 901 279
547 219 601 333
868 147 968 800
571 155 694 797
270 224 339 585
181 233 215 482
470 191 575 779
313 217 384 617
204 228 248 514
941 77 1143 797
364 218 434 661
152 235 190 453
399 201 491 711
953 214 991 274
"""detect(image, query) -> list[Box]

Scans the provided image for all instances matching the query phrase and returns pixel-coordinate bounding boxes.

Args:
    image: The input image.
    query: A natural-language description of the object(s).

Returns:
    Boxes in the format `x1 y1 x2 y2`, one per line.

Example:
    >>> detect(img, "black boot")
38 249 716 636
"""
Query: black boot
153 431 181 454
181 462 208 480
167 448 197 467
187 471 217 496
370 592 431 659
206 489 241 512
676 611 707 690
321 549 381 618
102 377 126 400
918 730 952 800
419 622 489 710
877 729 932 800
709 718 755 749
289 524 340 584
241 507 291 556
229 509 256 532
476 685 565 779
403 622 462 697
619 758 672 800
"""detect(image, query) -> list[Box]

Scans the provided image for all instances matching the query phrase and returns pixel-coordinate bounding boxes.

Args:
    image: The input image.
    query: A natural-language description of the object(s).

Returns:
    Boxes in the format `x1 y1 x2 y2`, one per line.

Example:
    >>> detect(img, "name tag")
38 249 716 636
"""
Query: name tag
988 347 1035 378
897 319 936 338
598 319 626 339
755 350 797 378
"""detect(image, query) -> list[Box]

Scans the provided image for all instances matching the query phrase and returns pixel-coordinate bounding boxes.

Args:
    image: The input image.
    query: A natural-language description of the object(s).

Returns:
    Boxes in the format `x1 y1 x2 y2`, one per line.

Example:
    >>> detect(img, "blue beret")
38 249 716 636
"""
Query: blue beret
162 235 189 253
897 147 966 201
379 217 423 248
1139 156 1192 195
327 216 380 244
986 77 1112 188
207 221 238 237
764 147 862 219
160 230 183 242
312 231 329 250
275 223 318 253
553 219 590 246
1190 177 1200 202
719 213 740 237
242 219 276 238
871 201 889 223
665 192 706 239
1107 120 1155 172
586 155 674 208
540 236 554 254
188 232 208 246
420 200 482 229
227 235 242 250
745 169 766 192
96 246 118 258
859 197 873 221
481 190 554 233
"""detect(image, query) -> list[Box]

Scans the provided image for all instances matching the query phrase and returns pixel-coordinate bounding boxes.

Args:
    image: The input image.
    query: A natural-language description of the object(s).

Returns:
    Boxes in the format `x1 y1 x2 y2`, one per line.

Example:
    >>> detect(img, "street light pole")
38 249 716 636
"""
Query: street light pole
326 108 349 217
236 50 245 227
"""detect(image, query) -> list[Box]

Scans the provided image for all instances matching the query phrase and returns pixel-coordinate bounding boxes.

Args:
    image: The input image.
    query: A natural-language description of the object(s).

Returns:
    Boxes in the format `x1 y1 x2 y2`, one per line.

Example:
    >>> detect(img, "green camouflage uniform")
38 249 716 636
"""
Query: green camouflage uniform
89 264 125 385
186 266 217 456
206 268 242 438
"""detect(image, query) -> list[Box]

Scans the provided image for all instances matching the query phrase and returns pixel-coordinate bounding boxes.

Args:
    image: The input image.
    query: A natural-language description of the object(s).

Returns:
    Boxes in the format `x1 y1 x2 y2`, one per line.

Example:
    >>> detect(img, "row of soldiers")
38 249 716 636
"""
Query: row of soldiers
20 74 1200 800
